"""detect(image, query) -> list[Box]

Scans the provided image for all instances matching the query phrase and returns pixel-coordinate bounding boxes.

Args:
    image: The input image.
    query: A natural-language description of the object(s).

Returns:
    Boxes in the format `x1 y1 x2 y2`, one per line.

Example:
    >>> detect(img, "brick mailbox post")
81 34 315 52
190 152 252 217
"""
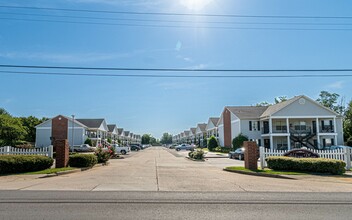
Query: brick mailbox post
51 115 70 168
244 141 258 170
54 139 69 168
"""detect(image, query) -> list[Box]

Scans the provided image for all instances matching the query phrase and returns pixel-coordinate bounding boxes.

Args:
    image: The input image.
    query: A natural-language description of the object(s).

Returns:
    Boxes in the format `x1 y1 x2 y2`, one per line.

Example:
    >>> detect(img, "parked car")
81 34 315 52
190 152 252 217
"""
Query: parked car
327 145 352 150
175 144 194 151
111 144 130 155
73 144 96 152
229 147 260 160
168 144 177 149
228 148 245 160
130 145 141 151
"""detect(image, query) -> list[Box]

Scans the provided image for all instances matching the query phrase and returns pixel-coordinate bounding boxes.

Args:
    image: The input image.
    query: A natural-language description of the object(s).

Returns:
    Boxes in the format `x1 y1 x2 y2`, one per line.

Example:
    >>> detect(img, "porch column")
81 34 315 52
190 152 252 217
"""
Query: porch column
286 118 290 134
287 135 291 150
269 117 273 150
270 135 274 150
333 117 337 133
316 117 320 148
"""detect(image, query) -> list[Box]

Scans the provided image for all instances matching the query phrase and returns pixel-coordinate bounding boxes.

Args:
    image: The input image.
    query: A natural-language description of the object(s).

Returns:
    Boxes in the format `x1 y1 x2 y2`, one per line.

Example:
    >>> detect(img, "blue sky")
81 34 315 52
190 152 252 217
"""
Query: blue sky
0 0 351 138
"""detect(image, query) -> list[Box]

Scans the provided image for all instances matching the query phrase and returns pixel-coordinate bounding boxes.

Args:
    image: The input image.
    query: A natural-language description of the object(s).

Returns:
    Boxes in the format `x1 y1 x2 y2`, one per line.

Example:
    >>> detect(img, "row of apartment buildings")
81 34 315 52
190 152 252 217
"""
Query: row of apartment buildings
173 95 344 150
35 115 141 148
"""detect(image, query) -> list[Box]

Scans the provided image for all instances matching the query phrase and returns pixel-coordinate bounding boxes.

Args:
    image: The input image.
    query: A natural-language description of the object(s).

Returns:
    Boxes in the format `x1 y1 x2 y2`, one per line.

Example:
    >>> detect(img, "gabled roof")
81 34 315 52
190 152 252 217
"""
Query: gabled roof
124 131 130 136
206 117 220 130
184 131 190 136
226 106 268 119
107 124 117 132
190 128 196 135
196 123 207 133
35 115 88 128
260 96 301 118
209 117 220 126
117 128 123 135
76 119 105 129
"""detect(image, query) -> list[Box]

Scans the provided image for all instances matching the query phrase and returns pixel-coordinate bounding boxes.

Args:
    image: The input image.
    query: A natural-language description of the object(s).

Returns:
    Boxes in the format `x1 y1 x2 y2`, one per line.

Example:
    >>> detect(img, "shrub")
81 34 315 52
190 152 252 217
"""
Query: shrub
95 147 110 163
188 149 204 160
232 133 248 150
0 155 53 174
347 137 352 147
84 138 92 146
68 154 97 168
266 156 346 175
207 136 218 151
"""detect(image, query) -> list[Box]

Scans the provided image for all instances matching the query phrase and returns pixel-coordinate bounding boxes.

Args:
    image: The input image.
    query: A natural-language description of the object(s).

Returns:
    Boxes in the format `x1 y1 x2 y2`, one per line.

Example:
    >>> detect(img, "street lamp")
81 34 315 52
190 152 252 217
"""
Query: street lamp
71 115 75 153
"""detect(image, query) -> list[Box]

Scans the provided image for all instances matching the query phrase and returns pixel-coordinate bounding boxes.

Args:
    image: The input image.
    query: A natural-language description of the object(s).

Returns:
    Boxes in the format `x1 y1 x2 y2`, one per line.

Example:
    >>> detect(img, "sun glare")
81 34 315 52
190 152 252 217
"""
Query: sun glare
179 0 214 11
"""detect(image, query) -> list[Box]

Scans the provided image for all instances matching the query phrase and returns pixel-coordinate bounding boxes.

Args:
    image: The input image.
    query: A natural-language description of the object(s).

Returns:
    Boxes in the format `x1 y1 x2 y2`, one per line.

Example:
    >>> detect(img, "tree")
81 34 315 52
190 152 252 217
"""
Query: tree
150 137 159 146
207 136 218 151
160 133 172 144
344 100 352 141
141 134 151 144
317 91 345 115
256 101 271 107
0 108 10 116
275 96 288 104
232 133 249 150
0 114 27 146
19 116 45 143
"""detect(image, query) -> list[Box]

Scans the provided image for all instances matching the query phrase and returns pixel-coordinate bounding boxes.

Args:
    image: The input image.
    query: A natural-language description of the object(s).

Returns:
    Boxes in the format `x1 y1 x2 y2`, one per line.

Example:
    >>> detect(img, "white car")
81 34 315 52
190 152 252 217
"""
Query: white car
73 144 96 152
111 144 130 155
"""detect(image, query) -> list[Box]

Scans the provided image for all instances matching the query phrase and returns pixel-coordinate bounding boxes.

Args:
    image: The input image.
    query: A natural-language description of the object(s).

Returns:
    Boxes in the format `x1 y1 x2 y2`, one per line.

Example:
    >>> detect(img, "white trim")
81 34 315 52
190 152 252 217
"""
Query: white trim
269 116 336 119
231 119 240 123
36 127 52 129
218 124 224 128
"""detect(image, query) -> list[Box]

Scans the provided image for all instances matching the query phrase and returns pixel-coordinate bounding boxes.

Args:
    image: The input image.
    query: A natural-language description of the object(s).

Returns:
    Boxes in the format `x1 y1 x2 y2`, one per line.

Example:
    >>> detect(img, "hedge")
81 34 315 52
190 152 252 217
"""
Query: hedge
68 154 97 168
266 156 346 175
0 155 54 174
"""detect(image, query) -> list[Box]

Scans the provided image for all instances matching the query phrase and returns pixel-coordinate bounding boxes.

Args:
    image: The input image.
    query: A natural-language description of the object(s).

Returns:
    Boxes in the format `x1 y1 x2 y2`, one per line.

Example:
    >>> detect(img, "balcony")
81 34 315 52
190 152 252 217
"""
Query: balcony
320 125 334 133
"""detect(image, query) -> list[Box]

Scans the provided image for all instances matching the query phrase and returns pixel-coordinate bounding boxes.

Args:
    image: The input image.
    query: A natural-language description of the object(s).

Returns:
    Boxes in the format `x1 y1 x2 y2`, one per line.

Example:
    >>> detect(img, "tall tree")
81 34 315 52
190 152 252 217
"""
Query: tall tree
160 133 173 144
344 100 352 141
0 114 27 146
316 91 345 115
274 96 288 104
141 134 151 145
20 116 46 143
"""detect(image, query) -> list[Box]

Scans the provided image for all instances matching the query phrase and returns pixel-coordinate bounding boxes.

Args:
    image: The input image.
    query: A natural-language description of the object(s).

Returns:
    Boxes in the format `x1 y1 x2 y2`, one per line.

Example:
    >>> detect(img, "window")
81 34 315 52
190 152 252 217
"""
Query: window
250 121 260 131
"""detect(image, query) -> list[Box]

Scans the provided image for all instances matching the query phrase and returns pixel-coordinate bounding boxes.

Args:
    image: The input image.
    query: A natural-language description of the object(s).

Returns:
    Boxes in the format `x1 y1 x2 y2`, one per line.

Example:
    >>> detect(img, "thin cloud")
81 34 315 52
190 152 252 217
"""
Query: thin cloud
327 81 344 89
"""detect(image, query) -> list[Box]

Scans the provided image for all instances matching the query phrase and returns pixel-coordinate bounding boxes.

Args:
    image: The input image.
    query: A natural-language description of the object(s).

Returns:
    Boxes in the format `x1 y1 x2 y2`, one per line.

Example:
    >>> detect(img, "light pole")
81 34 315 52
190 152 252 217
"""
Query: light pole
71 115 75 153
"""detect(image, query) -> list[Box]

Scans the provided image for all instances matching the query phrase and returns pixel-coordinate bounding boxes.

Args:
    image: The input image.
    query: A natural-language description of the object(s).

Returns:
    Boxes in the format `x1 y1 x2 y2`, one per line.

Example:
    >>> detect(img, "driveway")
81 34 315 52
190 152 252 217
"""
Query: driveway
1 147 352 191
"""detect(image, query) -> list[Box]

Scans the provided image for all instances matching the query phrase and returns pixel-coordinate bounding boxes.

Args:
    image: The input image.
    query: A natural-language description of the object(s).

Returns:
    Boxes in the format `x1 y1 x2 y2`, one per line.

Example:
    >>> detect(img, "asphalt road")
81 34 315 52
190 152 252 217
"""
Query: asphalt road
1 191 352 220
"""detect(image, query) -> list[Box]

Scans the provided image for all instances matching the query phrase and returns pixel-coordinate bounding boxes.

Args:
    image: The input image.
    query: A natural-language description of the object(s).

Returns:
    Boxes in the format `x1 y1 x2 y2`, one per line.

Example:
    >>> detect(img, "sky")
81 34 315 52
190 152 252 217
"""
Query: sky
0 0 351 138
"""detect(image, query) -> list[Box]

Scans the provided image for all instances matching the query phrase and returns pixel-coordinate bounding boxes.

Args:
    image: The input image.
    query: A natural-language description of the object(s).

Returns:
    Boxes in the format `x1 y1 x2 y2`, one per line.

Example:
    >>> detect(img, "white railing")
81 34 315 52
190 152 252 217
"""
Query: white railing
0 146 53 158
259 147 351 170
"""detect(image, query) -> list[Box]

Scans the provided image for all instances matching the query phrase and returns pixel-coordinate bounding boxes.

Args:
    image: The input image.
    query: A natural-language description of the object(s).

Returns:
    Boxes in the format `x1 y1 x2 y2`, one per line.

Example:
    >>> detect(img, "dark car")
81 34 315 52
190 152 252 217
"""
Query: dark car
228 148 245 160
130 145 141 151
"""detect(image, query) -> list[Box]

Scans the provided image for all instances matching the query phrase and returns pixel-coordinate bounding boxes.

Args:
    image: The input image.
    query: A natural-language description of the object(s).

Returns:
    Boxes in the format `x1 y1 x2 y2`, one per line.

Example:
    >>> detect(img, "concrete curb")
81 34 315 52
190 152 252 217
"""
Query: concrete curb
223 168 297 180
40 163 109 178
185 157 205 162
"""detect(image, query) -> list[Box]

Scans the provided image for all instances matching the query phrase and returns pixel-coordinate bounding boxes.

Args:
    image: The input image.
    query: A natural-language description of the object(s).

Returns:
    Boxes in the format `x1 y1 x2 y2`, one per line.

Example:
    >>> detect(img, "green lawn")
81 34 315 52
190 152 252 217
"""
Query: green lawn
224 166 309 175
22 167 76 175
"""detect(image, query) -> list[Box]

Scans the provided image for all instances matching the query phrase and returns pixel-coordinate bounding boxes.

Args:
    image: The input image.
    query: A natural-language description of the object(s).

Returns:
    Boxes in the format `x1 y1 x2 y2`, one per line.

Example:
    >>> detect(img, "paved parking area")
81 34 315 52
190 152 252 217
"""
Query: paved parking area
1 147 352 192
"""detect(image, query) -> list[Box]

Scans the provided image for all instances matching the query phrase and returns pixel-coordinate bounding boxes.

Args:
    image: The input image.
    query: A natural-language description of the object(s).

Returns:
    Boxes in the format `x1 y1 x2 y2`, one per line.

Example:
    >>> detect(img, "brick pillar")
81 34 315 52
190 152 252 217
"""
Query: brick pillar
223 108 232 147
55 139 69 168
244 141 258 170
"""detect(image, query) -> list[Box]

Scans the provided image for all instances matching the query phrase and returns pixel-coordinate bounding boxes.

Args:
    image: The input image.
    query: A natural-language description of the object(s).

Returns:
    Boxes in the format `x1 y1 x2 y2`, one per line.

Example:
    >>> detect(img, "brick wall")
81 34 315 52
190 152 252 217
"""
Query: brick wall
51 115 68 142
244 141 258 170
54 139 69 168
223 108 232 147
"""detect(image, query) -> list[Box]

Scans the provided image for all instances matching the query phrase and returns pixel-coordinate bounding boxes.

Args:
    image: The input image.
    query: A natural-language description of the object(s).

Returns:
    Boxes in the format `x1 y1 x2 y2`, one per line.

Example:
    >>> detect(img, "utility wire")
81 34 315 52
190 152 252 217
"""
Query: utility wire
1 5 352 20
3 17 352 31
1 64 352 72
1 70 352 78
2 12 352 26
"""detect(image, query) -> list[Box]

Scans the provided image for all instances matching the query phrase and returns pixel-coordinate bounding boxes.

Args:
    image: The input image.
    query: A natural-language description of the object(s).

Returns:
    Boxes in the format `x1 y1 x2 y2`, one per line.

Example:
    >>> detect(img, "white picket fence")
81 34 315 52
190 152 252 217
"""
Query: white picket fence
0 146 53 158
259 146 351 170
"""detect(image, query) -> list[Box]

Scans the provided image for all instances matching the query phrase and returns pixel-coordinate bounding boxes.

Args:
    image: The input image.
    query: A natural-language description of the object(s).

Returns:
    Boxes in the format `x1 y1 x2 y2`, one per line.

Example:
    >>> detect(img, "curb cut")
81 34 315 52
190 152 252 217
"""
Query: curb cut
223 168 297 180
